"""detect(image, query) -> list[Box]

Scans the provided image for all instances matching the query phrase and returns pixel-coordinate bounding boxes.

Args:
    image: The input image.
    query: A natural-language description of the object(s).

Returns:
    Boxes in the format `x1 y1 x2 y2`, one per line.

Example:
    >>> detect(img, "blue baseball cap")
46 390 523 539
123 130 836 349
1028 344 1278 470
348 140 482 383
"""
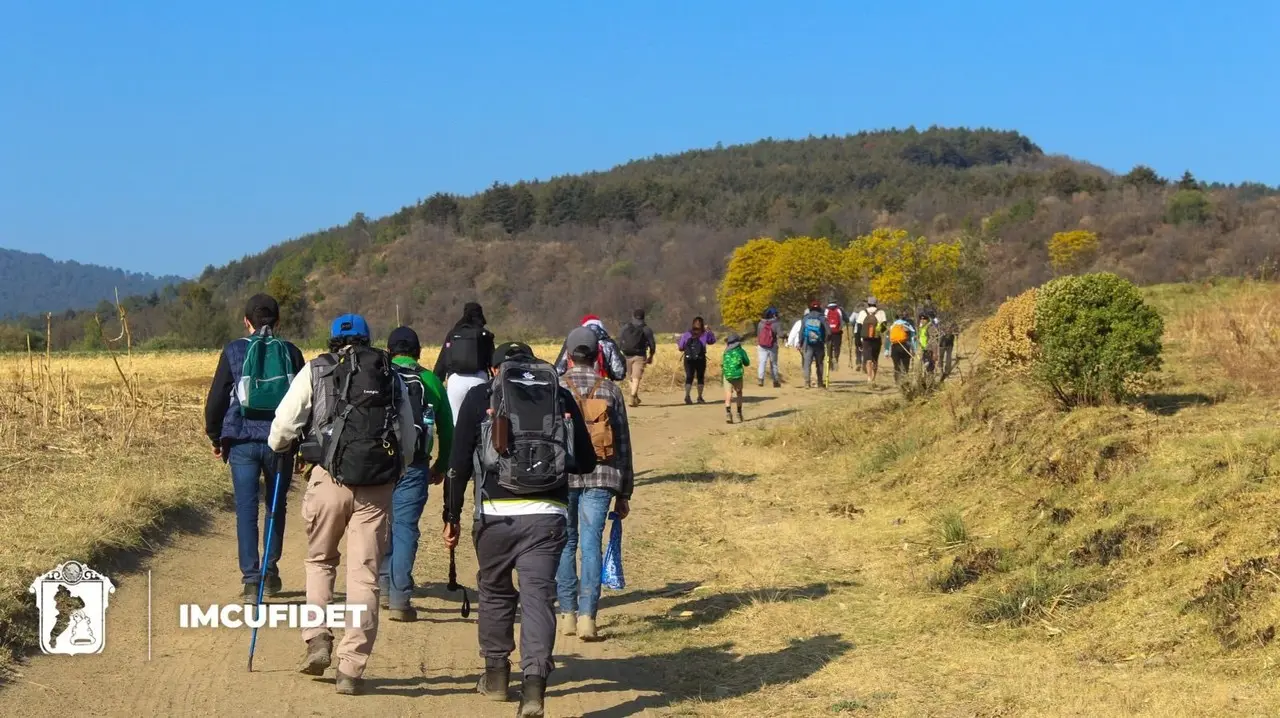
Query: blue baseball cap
330 313 370 340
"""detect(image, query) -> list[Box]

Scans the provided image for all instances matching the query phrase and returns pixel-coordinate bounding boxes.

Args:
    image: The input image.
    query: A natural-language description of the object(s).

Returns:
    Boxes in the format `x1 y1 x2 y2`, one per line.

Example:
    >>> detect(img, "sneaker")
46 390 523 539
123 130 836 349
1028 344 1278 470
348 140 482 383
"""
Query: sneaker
773 380 781 388
518 675 547 717
577 615 602 642
557 613 577 636
477 661 511 702
335 670 363 696
241 583 256 601
696 396 706 404
725 411 734 424
299 634 333 676
737 410 744 422
387 607 417 622
264 576 282 597
757 379 764 387
684 396 692 405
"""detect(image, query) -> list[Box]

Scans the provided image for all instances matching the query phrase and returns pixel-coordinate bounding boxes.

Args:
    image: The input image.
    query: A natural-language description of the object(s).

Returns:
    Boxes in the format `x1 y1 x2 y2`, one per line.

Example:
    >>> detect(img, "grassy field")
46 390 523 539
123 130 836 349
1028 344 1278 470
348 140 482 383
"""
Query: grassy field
603 280 1280 716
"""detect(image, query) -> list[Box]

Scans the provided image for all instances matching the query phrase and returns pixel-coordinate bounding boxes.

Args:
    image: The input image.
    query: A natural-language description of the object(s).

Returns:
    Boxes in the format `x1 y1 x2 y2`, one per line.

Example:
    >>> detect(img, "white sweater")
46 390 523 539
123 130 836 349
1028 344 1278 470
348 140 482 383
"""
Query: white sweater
268 361 417 464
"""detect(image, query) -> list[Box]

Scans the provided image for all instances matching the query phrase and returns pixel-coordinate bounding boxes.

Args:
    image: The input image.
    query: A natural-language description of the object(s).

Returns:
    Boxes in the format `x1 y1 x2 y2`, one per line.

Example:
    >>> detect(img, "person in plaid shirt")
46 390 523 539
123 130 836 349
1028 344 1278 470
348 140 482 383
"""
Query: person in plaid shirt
555 326 634 642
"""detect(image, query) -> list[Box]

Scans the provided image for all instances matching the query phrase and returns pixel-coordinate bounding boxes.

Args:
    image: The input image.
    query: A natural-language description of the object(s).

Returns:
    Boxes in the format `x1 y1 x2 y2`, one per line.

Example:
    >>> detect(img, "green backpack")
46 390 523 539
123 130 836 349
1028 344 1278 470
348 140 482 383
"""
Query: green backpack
236 330 295 415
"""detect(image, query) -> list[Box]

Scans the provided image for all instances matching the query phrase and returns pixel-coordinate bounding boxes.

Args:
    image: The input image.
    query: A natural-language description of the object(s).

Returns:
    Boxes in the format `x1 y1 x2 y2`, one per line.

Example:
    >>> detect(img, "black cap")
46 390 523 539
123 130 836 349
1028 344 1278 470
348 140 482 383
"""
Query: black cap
244 294 280 329
493 341 534 368
387 326 421 356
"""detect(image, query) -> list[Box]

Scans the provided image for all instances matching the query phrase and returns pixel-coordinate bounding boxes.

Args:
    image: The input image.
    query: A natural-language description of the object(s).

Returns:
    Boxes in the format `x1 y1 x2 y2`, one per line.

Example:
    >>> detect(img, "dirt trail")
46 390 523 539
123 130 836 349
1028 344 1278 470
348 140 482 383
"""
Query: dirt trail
0 378 848 717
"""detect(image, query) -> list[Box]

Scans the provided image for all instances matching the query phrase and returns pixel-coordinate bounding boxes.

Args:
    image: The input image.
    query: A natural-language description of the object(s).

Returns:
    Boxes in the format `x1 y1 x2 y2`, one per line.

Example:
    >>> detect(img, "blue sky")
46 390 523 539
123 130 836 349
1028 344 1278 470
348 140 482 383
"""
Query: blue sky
1 0 1277 277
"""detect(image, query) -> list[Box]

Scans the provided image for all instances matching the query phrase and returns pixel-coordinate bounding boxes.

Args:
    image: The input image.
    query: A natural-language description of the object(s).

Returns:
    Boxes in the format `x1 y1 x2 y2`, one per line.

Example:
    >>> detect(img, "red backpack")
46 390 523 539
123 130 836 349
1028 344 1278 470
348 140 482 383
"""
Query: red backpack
826 307 843 334
757 320 776 347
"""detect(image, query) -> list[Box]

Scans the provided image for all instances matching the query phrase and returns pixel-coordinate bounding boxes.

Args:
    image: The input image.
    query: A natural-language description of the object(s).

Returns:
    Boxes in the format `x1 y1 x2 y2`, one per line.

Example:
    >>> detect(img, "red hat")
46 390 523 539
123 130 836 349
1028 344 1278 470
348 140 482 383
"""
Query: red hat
809 300 820 309
581 314 601 324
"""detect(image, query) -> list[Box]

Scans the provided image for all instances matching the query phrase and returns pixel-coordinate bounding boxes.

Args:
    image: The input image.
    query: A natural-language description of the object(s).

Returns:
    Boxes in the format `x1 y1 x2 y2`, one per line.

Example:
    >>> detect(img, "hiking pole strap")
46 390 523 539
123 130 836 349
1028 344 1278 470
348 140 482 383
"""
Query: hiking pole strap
447 548 471 619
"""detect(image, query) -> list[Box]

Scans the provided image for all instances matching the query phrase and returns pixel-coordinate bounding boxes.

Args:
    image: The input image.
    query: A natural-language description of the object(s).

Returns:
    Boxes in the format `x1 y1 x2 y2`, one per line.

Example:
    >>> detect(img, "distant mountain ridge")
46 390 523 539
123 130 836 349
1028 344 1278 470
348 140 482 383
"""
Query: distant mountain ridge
0 248 184 317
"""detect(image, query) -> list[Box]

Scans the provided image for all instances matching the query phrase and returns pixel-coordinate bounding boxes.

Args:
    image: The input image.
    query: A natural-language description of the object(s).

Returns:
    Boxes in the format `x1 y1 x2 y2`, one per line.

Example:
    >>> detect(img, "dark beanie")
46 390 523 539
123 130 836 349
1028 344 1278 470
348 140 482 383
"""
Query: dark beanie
244 294 280 329
387 326 421 356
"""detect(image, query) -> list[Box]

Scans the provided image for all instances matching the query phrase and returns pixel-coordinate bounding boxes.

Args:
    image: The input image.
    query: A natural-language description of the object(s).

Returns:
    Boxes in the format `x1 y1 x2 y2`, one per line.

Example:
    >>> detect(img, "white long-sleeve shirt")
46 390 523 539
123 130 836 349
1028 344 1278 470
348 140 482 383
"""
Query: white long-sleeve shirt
268 360 417 465
786 319 803 348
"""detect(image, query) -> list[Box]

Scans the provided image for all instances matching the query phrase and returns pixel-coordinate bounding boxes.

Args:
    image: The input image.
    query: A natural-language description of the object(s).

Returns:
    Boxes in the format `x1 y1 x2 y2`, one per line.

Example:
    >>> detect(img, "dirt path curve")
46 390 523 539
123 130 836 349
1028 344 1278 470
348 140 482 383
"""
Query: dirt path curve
0 376 854 717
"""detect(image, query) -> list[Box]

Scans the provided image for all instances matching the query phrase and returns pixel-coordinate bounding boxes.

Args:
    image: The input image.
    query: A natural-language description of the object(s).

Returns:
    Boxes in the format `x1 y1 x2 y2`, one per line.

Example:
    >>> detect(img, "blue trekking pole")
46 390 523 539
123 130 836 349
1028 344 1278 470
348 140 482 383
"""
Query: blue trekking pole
248 453 288 672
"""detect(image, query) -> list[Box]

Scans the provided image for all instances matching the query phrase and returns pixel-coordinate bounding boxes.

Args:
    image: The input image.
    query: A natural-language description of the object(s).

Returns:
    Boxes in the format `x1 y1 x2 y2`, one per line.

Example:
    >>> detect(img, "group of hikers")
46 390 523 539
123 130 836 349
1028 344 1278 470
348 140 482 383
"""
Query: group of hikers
752 295 957 389
201 293 953 715
204 295 637 717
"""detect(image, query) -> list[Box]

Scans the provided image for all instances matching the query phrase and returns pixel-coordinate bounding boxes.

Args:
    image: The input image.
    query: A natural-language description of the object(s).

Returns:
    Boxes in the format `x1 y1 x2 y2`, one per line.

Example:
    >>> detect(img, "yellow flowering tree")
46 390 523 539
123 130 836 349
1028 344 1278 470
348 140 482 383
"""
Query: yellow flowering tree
1047 230 1099 274
718 237 782 326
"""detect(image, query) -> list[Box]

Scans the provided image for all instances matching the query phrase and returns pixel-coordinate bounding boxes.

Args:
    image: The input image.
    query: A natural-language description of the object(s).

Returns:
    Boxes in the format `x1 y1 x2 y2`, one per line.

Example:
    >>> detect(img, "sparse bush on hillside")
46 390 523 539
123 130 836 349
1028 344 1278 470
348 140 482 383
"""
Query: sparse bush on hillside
978 288 1039 372
1033 273 1164 408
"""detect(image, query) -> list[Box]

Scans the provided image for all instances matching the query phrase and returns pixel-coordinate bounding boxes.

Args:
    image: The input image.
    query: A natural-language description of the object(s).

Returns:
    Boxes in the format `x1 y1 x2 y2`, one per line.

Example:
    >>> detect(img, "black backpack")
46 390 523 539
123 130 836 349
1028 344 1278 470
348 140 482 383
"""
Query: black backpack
684 334 707 362
477 359 571 495
619 321 646 356
302 346 403 486
444 326 484 375
392 362 432 464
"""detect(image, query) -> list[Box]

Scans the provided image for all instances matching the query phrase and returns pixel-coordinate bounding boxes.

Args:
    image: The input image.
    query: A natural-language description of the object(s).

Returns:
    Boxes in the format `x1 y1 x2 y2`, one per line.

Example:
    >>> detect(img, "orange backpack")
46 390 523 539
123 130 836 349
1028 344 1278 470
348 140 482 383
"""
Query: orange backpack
889 323 909 345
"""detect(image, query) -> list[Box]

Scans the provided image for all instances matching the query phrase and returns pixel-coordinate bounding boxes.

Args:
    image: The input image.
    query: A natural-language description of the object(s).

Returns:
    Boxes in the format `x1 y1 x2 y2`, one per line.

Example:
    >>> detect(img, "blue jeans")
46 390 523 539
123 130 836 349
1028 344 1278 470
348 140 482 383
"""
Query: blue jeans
757 345 780 382
228 442 293 584
556 487 614 619
379 463 429 610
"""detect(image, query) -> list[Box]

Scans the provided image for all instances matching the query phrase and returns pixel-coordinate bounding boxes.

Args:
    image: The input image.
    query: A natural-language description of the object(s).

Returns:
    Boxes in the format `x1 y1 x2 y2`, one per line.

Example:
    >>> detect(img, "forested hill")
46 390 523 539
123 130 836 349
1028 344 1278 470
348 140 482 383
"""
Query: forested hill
0 248 182 318
4 126 1279 351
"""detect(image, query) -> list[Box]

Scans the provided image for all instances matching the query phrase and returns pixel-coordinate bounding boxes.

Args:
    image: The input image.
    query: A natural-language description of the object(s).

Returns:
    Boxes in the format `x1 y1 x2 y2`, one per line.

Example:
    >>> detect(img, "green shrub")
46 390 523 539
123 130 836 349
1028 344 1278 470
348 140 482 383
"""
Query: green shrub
1033 273 1163 408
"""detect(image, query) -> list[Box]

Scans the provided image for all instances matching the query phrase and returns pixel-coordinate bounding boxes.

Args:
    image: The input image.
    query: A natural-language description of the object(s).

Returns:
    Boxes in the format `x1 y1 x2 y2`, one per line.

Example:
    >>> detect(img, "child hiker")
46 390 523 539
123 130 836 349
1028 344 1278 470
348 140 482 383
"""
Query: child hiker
722 333 749 424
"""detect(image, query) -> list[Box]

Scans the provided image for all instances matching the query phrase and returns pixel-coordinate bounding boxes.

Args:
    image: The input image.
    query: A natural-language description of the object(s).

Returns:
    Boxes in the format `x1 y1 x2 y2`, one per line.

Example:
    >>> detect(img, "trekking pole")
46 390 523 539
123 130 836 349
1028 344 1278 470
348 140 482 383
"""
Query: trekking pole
447 547 472 619
248 453 287 672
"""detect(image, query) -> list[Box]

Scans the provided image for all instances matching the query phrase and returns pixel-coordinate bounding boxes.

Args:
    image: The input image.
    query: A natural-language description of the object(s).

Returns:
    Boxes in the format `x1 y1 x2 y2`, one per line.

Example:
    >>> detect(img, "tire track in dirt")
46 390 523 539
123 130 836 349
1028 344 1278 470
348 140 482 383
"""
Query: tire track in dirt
0 383 847 717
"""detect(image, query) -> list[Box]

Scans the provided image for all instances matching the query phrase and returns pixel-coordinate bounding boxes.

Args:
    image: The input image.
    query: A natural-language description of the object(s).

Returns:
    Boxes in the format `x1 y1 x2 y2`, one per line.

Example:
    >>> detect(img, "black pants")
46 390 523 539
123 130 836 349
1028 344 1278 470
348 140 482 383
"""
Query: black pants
940 338 955 379
828 332 843 371
684 357 707 387
474 513 568 678
861 338 882 367
891 343 912 381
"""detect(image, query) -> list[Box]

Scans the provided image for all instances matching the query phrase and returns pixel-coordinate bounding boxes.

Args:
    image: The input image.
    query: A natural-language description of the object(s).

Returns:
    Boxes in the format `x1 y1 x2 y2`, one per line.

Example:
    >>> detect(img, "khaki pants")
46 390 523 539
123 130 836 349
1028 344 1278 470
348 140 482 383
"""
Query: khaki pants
626 356 647 401
300 467 395 678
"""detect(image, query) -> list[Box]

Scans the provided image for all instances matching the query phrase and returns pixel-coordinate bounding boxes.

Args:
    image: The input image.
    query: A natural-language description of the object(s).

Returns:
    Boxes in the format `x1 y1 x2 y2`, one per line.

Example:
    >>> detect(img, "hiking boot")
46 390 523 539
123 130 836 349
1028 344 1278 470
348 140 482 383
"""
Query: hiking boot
737 409 744 422
773 380 781 388
629 397 640 408
263 575 282 597
684 396 692 405
299 634 333 676
757 379 764 387
477 661 511 701
518 675 547 718
379 593 390 609
241 583 256 601
387 606 417 622
558 613 577 636
696 396 706 404
335 670 363 696
577 615 602 642
725 409 734 424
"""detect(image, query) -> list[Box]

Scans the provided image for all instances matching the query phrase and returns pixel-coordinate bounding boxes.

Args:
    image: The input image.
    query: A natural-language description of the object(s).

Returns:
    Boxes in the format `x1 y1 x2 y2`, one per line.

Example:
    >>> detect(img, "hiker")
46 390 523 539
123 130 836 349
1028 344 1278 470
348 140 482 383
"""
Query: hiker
722 333 750 423
677 316 717 404
557 327 634 643
786 311 803 362
204 294 306 599
921 294 939 321
434 302 496 424
889 313 917 382
852 301 867 369
938 316 957 380
616 309 657 408
444 342 598 717
379 326 454 622
824 301 848 374
269 314 417 696
854 298 888 385
753 307 783 388
918 314 936 375
554 315 627 382
799 300 829 389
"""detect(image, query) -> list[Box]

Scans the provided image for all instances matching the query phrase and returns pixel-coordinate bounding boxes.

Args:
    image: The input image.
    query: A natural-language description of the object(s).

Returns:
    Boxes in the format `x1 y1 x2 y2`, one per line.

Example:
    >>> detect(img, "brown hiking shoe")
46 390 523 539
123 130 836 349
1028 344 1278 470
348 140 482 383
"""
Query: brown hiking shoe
557 613 577 636
387 607 417 622
577 615 602 642
299 634 333 676
477 661 511 701
335 670 363 696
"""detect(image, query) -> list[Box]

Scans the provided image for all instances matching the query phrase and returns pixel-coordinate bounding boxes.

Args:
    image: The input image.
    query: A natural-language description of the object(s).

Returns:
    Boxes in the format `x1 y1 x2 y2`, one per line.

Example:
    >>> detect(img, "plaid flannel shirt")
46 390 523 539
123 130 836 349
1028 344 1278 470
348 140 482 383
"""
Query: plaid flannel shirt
560 366 635 499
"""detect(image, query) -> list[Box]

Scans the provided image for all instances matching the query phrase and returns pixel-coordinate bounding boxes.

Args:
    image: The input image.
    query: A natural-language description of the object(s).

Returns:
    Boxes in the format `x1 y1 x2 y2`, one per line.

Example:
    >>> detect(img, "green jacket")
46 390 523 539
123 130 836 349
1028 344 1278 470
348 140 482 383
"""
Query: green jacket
392 355 453 473
722 345 750 381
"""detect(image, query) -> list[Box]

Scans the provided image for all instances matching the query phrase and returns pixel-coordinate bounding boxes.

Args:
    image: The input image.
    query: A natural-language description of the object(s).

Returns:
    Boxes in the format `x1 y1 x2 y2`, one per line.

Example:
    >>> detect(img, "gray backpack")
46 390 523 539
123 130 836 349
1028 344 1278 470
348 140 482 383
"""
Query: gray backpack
477 359 572 494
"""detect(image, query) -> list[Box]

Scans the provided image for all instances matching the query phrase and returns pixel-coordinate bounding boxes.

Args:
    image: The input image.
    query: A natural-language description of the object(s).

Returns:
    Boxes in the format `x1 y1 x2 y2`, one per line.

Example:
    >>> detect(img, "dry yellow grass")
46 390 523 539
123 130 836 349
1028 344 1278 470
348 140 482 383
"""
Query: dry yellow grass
606 282 1280 716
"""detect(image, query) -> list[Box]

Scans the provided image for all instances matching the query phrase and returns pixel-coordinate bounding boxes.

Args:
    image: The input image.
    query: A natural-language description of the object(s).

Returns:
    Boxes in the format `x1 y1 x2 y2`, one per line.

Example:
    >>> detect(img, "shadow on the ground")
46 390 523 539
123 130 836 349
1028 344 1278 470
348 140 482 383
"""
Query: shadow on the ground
636 471 757 487
325 672 480 698
644 582 855 630
551 634 854 717
598 581 703 610
747 408 799 422
1141 392 1217 416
